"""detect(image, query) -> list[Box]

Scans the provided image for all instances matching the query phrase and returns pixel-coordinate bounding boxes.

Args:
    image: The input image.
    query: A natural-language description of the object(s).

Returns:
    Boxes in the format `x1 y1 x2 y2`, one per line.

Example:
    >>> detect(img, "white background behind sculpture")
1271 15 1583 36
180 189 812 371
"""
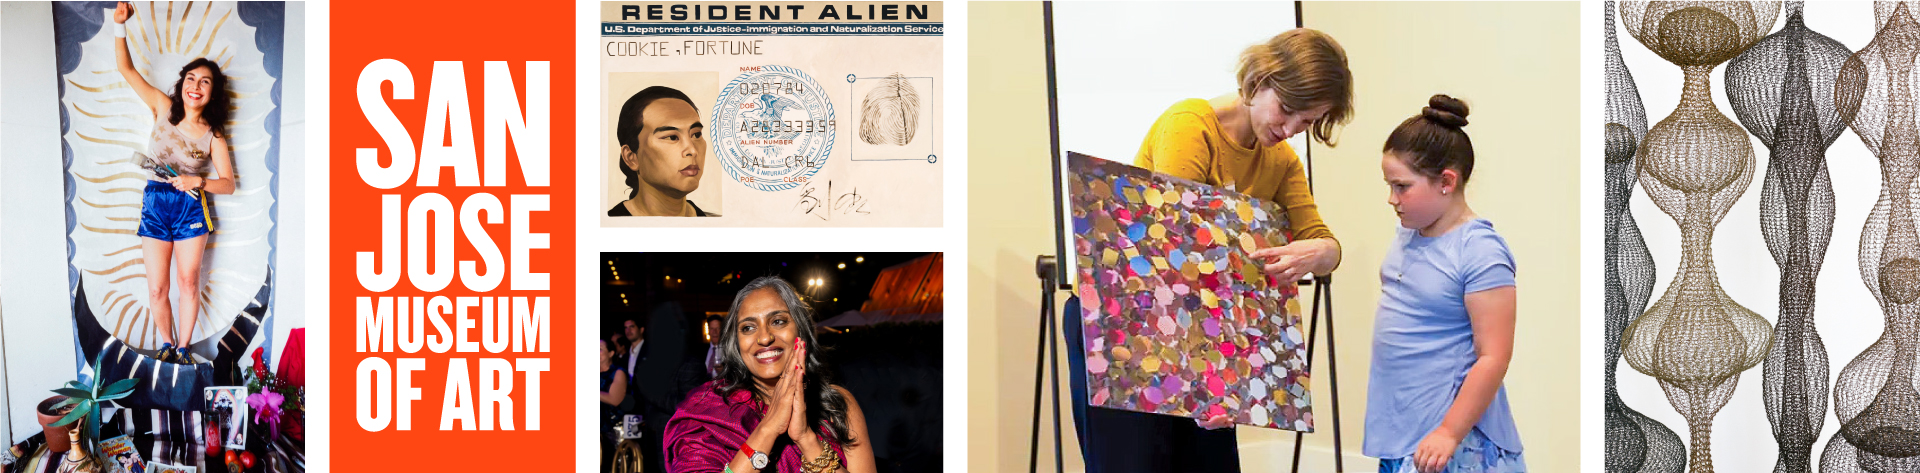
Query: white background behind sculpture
1615 2 1879 471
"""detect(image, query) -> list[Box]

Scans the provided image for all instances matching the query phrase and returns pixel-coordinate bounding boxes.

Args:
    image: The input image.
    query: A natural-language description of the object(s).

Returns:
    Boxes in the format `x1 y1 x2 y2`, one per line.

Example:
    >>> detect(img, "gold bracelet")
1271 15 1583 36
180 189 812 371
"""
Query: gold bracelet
801 437 841 473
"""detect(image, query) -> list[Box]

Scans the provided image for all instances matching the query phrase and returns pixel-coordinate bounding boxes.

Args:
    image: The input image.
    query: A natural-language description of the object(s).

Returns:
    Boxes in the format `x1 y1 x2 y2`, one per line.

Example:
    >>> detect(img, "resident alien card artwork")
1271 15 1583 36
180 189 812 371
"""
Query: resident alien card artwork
599 2 942 227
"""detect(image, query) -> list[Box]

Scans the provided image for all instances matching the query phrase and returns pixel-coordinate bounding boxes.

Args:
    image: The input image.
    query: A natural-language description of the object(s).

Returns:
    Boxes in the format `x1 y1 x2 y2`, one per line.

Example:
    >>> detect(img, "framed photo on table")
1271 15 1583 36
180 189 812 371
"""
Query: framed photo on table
204 387 249 450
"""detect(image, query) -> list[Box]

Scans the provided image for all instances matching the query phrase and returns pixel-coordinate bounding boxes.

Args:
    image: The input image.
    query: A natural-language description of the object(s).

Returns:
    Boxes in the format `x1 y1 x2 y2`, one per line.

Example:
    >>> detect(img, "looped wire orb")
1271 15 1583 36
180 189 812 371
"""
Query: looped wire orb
1621 2 1782 66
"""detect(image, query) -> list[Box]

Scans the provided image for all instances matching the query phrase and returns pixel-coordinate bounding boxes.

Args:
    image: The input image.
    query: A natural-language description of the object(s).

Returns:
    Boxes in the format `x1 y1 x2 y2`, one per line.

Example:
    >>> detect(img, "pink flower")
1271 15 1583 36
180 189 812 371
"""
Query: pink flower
248 391 284 443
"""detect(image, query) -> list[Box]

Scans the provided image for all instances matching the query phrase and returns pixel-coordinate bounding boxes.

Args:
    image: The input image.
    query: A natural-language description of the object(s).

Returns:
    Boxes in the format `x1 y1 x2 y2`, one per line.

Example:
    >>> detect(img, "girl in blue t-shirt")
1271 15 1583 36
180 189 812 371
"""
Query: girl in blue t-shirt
1368 95 1524 473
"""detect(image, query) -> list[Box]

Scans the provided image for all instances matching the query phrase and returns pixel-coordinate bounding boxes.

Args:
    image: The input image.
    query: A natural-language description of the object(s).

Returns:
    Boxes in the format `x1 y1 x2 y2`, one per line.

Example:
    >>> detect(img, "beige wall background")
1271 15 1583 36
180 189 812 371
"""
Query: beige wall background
967 2 1580 471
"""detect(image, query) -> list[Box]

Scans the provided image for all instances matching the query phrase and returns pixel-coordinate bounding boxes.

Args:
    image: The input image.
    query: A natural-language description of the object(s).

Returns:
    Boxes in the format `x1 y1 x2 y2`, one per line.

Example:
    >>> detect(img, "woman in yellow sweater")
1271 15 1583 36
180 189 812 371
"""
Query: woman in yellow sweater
1067 28 1354 472
1135 28 1350 282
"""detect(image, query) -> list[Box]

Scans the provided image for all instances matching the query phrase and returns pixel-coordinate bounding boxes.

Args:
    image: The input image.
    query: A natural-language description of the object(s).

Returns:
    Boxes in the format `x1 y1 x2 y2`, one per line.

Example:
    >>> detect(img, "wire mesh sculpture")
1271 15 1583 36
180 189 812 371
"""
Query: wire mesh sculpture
1722 2 1851 471
1606 2 1689 472
1821 3 1920 471
1618 2 1780 472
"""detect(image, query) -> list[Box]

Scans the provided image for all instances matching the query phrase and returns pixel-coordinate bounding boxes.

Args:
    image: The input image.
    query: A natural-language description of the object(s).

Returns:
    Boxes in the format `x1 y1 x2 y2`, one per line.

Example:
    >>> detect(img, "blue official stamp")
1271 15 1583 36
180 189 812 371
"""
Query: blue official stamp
713 65 836 192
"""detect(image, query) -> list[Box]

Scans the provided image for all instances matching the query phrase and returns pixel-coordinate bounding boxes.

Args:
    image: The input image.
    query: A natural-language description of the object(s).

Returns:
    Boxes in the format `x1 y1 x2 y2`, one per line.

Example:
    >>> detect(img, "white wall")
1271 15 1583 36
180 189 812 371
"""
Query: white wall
1051 1 1306 166
1 1 7 450
0 2 307 445
265 0 308 381
1 1 80 444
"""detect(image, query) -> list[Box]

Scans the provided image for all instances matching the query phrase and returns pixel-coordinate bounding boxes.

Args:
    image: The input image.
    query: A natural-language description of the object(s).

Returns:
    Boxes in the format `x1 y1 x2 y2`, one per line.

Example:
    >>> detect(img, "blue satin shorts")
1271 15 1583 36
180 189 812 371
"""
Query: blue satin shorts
138 180 210 241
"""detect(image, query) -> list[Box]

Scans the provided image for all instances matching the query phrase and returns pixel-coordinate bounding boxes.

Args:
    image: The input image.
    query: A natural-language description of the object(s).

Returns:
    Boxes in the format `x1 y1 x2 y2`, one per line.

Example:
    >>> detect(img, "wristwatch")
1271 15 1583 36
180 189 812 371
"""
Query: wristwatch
742 443 769 469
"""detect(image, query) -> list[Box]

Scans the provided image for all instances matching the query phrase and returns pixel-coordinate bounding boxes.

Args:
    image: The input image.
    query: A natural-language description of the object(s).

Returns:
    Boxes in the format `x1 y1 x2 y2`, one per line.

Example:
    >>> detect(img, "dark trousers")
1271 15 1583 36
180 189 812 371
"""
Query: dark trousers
601 434 617 473
643 420 667 473
1064 296 1241 473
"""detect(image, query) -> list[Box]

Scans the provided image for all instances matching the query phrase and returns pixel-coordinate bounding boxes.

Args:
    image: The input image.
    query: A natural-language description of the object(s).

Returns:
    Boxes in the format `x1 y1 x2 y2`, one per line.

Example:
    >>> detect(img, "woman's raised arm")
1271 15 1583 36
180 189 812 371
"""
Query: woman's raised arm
112 2 168 115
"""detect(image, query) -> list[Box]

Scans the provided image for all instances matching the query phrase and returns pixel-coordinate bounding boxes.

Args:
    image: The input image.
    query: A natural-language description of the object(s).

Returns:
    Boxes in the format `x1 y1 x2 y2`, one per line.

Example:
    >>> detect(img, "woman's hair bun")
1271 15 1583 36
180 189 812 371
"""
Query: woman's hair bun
1422 94 1469 128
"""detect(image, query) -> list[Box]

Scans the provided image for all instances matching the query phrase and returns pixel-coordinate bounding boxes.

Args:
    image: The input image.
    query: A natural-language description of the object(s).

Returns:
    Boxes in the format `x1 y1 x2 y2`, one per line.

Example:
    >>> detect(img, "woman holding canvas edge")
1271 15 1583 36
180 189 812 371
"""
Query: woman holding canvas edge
1063 27 1353 472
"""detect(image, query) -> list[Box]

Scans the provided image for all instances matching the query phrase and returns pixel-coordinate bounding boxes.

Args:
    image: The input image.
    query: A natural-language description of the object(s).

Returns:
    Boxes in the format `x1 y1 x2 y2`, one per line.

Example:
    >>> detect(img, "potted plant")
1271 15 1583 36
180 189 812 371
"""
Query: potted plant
48 350 138 466
35 395 73 453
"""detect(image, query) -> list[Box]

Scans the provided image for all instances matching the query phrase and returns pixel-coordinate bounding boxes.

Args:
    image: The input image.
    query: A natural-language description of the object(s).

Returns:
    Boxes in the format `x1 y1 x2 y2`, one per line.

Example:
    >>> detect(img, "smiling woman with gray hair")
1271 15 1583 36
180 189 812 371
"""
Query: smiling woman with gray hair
664 276 876 473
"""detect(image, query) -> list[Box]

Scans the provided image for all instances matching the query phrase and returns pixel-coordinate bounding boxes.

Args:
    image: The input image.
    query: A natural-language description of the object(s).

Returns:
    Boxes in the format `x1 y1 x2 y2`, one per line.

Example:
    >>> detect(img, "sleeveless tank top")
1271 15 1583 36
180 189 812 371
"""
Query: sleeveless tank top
145 118 215 180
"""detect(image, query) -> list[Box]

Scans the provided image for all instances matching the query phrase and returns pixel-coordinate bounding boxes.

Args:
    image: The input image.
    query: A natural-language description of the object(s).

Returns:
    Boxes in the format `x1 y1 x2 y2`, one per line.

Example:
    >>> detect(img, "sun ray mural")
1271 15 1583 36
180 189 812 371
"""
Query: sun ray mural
60 1 279 356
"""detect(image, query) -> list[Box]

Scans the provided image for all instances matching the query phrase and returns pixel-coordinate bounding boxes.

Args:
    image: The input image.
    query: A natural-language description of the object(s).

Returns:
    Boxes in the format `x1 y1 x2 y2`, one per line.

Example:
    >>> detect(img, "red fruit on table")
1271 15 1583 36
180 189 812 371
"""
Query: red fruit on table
224 449 237 464
239 450 257 470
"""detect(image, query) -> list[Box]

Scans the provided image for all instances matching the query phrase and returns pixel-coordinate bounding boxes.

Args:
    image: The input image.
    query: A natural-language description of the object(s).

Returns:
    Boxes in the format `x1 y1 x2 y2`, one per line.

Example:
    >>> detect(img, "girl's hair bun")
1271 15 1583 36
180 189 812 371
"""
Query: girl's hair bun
1422 94 1469 128
1385 93 1475 185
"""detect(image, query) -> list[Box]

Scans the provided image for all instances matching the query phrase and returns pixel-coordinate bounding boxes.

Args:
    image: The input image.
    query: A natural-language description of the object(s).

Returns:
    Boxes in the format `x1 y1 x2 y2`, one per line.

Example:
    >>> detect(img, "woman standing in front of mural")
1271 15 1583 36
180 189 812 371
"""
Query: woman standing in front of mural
112 1 237 364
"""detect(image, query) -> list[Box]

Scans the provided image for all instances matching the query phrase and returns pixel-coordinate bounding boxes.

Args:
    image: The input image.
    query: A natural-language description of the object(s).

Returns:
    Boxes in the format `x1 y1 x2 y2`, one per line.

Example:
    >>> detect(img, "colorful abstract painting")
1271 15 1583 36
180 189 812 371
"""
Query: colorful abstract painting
1067 152 1314 431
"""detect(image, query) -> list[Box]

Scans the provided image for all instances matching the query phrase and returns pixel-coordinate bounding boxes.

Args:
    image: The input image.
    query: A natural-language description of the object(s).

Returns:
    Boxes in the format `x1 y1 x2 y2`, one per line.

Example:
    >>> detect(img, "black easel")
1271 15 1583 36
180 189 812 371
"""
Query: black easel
1028 256 1063 473
1033 2 1069 470
1291 275 1346 472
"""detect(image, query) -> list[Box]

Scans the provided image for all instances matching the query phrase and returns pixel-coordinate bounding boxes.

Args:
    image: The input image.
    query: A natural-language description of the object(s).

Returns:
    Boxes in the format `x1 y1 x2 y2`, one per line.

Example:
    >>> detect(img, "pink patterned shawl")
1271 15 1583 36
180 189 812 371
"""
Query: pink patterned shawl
664 381 847 473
